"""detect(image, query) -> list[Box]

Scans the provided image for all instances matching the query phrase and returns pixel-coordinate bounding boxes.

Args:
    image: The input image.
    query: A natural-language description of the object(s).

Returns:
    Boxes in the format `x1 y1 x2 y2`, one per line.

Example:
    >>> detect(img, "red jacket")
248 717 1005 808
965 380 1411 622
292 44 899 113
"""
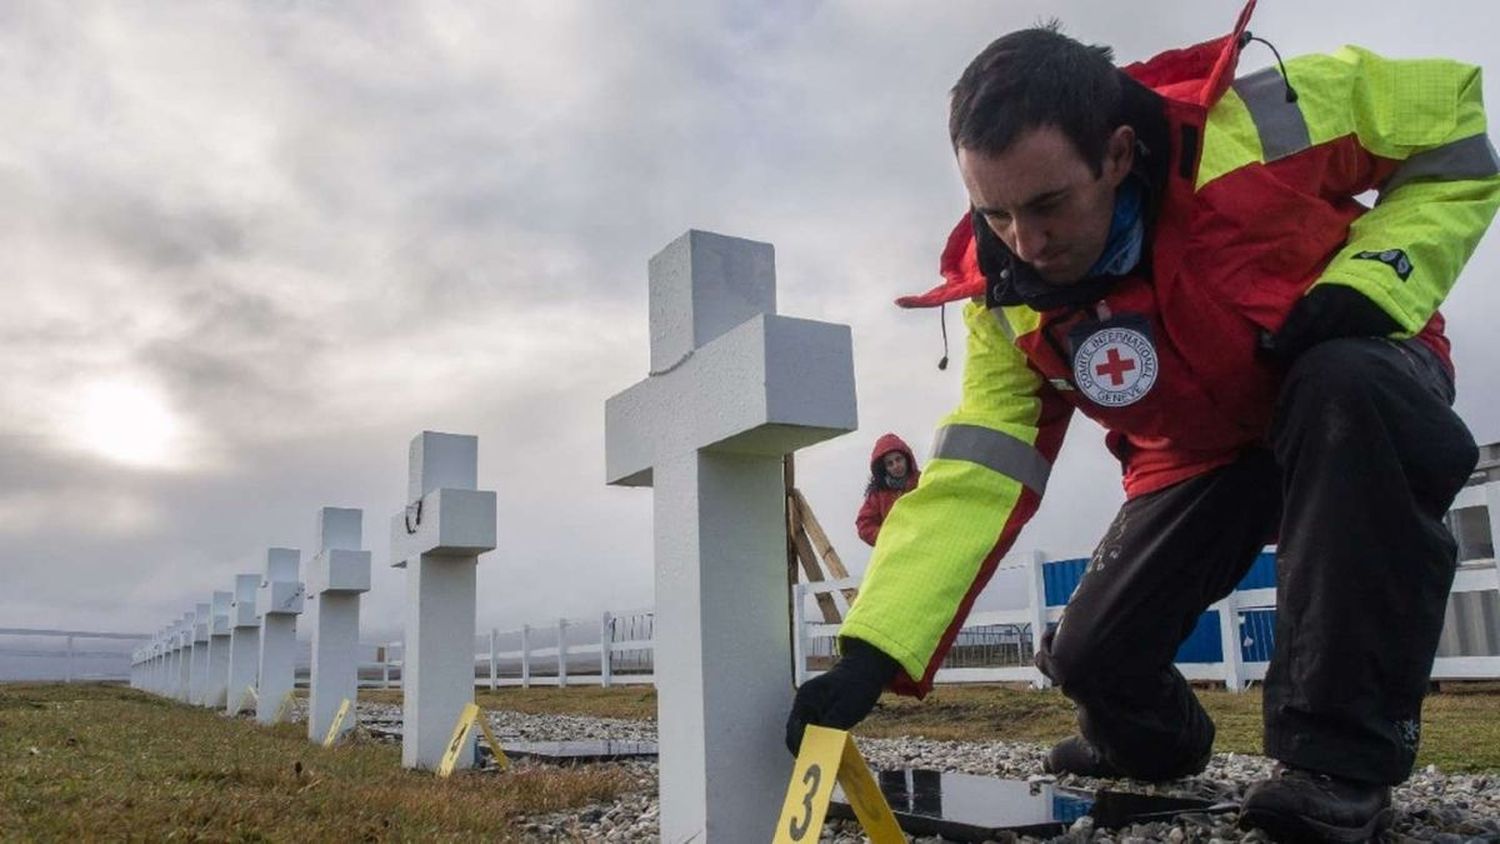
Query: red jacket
856 433 920 546
896 0 1485 497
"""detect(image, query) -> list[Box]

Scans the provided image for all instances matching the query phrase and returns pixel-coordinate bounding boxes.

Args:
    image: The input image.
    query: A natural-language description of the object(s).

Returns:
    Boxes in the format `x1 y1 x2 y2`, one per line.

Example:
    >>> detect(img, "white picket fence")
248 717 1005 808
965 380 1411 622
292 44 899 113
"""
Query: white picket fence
0 627 149 683
375 608 658 690
793 547 1500 692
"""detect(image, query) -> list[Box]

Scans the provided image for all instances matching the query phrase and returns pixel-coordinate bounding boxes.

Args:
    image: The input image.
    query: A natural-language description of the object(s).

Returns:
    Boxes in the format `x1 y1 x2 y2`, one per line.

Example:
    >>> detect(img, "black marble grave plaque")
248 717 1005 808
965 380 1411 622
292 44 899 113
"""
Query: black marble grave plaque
479 739 658 764
828 770 1220 840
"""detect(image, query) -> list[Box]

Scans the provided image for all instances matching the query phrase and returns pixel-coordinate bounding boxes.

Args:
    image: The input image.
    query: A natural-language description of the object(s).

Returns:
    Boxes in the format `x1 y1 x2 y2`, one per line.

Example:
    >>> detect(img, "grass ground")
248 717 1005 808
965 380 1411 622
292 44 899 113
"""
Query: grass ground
0 683 636 841
3 682 1497 839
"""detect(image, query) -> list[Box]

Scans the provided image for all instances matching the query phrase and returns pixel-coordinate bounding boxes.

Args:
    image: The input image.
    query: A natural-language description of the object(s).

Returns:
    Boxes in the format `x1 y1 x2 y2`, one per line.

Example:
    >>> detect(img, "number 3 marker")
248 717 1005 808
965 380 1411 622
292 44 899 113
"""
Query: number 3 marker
772 726 903 843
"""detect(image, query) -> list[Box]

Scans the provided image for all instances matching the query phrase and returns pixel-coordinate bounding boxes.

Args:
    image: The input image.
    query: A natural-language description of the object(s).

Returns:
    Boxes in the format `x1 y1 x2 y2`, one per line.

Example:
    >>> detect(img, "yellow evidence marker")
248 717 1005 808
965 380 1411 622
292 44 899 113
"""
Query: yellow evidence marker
436 702 509 777
321 698 354 748
773 725 904 844
233 685 258 715
273 690 296 725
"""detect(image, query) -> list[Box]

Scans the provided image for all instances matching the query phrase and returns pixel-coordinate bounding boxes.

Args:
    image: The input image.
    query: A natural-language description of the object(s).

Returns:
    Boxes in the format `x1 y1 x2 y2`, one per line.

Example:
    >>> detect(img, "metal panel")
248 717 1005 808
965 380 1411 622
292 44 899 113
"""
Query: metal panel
1174 612 1224 664
1042 558 1089 606
1437 589 1500 657
1239 610 1278 663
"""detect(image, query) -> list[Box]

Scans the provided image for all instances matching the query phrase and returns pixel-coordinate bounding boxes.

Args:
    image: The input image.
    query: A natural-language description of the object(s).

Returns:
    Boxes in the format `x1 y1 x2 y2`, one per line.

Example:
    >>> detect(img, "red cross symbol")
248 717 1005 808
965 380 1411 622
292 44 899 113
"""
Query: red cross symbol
1094 347 1137 387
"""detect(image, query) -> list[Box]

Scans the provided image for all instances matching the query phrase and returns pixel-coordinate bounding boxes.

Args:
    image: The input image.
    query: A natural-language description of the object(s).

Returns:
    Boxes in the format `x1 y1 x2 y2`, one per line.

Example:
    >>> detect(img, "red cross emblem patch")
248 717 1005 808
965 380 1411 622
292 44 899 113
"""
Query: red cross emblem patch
1073 326 1159 407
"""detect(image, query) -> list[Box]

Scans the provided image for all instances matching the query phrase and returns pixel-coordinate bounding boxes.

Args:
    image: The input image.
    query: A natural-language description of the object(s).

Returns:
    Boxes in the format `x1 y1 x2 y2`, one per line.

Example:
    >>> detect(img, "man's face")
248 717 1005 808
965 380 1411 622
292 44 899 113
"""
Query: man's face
882 451 909 479
958 125 1134 285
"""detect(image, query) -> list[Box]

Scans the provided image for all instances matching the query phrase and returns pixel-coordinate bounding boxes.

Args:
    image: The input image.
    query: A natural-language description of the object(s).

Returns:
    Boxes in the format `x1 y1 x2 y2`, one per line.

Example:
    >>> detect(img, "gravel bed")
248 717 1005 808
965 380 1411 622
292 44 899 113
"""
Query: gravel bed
330 703 1500 841
346 700 656 744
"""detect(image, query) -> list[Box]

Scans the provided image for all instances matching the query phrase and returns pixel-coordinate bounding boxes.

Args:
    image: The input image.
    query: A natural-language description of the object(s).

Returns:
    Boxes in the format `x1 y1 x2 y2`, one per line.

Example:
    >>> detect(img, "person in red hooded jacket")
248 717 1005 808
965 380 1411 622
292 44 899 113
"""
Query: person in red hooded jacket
856 434 921 546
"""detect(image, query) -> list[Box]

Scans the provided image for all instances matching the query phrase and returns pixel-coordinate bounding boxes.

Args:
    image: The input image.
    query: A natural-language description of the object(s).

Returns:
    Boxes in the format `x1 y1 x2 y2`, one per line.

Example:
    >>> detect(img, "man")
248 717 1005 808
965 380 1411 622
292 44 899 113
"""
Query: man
786 1 1499 840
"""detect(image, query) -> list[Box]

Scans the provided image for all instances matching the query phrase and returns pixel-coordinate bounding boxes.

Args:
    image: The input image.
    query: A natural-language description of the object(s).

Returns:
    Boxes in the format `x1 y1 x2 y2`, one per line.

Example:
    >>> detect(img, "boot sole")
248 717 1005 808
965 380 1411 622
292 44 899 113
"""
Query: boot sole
1239 805 1394 843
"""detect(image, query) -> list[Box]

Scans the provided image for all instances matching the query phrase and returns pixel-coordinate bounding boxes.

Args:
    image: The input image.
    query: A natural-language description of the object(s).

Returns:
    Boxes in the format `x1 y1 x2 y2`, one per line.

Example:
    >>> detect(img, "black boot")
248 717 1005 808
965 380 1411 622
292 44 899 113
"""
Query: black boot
1240 766 1394 842
1044 734 1210 780
1043 735 1122 777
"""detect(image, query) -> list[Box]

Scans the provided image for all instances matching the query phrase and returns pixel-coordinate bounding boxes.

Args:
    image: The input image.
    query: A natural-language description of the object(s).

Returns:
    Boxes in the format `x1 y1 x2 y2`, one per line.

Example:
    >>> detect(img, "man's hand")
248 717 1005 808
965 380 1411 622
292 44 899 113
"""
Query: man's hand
785 638 900 755
1261 284 1401 364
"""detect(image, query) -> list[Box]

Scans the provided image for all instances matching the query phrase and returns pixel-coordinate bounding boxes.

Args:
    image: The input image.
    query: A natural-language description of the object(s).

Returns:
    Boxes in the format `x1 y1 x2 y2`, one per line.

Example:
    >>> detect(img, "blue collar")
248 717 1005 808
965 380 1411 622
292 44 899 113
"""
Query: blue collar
1087 176 1146 278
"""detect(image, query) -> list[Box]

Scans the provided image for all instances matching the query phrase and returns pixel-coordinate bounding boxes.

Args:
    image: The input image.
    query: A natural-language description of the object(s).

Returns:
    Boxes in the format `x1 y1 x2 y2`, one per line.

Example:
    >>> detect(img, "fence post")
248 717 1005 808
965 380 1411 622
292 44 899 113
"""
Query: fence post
1484 481 1500 589
520 625 531 689
65 635 75 684
557 617 569 688
1216 593 1245 692
1025 551 1052 689
791 582 808 687
600 611 613 688
489 628 498 691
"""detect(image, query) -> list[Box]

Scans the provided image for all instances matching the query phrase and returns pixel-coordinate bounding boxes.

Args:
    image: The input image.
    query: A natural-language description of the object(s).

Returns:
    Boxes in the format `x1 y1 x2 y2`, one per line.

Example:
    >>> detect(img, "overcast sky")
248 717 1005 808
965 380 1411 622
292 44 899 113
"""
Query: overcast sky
3 1 1498 645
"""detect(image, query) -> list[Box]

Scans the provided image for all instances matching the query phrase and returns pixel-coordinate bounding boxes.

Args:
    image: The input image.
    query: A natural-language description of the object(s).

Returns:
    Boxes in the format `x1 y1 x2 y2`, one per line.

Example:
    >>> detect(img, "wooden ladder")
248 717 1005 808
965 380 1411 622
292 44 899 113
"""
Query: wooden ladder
785 456 859 624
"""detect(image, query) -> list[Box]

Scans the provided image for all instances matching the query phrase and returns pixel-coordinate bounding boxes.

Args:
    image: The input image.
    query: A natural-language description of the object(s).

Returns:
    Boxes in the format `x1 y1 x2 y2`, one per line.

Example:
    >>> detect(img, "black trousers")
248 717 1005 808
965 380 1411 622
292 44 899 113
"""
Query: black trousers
1034 338 1477 784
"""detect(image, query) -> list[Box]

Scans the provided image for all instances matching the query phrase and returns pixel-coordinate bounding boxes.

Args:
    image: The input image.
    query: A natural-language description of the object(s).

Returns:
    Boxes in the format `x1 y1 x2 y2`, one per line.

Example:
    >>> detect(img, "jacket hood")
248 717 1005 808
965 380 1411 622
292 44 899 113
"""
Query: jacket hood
895 0 1256 311
1123 0 1255 109
870 433 918 476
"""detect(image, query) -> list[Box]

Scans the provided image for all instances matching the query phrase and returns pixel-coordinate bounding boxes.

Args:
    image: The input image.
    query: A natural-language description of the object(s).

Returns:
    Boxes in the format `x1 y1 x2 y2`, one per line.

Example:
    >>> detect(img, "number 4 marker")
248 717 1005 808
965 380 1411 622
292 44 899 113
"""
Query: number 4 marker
436 702 510 778
773 726 903 844
273 690 296 725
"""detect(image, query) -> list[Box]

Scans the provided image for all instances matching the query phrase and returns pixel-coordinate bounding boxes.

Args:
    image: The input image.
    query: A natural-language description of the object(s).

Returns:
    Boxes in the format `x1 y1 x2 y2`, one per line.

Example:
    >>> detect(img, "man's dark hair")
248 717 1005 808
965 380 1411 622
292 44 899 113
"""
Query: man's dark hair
949 23 1122 173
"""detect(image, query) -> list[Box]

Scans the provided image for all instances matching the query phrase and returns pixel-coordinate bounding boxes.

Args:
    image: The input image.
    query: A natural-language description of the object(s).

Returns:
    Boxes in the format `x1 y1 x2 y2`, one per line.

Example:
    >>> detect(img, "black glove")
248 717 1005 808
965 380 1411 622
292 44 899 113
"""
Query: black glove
784 638 900 755
1259 284 1401 365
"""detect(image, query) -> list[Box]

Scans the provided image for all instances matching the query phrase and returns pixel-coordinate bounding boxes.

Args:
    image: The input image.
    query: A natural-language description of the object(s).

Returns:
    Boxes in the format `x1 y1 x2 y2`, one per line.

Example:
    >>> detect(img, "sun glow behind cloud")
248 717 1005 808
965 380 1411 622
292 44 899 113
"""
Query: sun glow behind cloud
67 379 185 469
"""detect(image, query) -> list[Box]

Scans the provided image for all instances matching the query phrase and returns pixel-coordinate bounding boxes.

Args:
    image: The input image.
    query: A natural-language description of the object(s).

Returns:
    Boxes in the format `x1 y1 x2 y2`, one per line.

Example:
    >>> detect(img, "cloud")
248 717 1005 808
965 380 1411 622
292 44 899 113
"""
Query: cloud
1 0 1497 647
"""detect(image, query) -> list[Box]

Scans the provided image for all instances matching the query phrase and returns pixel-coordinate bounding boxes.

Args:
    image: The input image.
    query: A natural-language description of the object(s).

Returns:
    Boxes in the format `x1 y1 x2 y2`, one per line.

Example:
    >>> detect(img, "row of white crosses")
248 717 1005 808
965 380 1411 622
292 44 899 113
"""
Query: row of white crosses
125 229 856 840
125 433 496 771
128 508 376 745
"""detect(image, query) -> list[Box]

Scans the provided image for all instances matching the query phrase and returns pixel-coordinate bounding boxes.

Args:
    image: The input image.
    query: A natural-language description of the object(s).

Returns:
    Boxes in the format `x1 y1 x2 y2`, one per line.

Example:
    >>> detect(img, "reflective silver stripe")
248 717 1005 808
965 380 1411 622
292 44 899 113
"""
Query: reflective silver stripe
931 423 1051 495
1380 133 1500 198
1232 67 1310 161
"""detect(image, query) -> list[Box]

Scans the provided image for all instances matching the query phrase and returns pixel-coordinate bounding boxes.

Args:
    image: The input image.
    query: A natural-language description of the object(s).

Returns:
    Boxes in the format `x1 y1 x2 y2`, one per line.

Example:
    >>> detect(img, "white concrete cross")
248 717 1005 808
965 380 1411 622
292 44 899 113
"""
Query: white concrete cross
205 590 233 708
147 628 164 695
307 507 371 744
226 573 261 714
255 548 304 725
388 431 497 770
605 230 857 841
174 615 192 702
151 628 165 696
189 604 211 704
167 622 179 698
